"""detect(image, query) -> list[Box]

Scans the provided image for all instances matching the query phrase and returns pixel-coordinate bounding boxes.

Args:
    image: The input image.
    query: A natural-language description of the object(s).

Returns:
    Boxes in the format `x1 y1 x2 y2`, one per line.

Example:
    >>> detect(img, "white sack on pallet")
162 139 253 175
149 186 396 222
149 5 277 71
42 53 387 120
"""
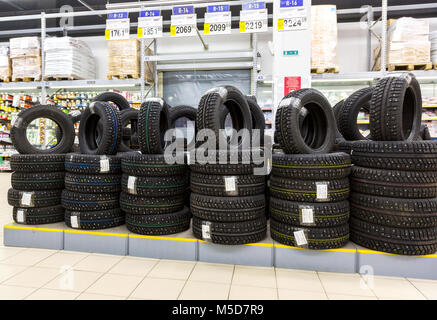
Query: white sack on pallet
9 37 40 58
311 5 338 70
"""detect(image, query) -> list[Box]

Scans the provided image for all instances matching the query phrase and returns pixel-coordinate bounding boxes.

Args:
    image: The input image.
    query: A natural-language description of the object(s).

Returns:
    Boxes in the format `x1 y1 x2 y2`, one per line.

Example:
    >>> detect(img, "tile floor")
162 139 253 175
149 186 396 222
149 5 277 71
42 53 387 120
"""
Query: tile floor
1 172 437 300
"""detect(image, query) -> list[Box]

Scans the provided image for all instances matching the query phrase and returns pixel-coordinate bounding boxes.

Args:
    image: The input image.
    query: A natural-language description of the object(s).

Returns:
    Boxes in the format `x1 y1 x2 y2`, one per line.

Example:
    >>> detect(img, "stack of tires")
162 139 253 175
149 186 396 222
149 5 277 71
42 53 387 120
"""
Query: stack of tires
190 86 267 245
119 97 191 235
8 154 65 225
272 88 351 249
62 154 124 230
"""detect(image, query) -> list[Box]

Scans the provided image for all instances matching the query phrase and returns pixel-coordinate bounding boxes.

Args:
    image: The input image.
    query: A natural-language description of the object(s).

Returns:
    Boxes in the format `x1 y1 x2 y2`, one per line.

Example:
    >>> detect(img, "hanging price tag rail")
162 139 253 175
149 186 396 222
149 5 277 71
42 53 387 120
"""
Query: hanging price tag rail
204 4 231 35
105 12 130 40
138 10 163 38
239 1 268 33
170 5 197 37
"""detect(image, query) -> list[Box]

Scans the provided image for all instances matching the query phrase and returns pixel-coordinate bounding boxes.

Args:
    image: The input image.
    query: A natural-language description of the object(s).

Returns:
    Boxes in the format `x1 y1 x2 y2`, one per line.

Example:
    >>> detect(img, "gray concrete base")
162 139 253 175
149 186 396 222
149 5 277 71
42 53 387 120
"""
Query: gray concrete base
64 225 129 255
274 242 358 274
3 222 64 250
129 229 197 262
356 246 437 280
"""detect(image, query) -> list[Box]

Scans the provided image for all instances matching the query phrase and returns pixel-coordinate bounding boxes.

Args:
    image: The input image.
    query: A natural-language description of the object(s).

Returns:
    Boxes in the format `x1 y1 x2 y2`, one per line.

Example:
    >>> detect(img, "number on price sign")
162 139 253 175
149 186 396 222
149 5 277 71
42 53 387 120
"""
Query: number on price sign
277 1 308 32
105 12 130 40
239 2 267 34
170 5 197 37
138 10 163 38
278 16 308 31
204 4 231 35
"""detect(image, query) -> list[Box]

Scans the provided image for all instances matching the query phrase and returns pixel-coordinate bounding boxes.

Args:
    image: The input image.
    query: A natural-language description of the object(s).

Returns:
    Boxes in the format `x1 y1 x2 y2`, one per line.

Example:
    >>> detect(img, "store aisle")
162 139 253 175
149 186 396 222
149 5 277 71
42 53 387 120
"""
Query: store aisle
0 172 436 300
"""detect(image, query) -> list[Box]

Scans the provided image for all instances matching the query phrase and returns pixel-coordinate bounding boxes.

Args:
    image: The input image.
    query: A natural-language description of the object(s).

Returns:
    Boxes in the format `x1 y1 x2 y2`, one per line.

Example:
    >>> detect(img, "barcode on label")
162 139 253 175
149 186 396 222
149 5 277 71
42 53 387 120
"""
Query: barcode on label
294 230 307 246
301 208 314 224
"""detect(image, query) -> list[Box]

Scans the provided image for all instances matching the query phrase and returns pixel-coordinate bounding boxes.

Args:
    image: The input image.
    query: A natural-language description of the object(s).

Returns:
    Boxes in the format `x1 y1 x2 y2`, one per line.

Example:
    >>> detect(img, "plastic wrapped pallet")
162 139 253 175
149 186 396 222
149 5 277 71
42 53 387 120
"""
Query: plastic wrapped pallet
12 56 41 81
431 31 437 64
44 37 96 80
311 5 339 72
0 45 11 81
9 37 40 58
107 39 154 82
373 18 431 70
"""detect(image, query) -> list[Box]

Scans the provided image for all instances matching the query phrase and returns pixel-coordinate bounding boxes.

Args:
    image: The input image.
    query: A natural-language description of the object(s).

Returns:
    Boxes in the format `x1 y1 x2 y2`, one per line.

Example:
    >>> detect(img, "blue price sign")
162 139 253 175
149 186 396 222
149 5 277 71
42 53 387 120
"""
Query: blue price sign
108 12 128 19
207 4 230 13
140 10 160 17
242 1 265 10
280 0 303 7
172 5 194 15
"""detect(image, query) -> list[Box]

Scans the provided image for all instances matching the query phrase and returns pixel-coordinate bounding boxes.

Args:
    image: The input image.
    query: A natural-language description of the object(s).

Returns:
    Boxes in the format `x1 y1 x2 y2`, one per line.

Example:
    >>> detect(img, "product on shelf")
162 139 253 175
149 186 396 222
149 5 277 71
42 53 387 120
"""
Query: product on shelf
373 18 431 70
107 39 154 81
44 37 96 80
9 37 41 81
8 154 65 225
0 45 11 81
269 152 351 250
311 5 339 71
431 31 437 64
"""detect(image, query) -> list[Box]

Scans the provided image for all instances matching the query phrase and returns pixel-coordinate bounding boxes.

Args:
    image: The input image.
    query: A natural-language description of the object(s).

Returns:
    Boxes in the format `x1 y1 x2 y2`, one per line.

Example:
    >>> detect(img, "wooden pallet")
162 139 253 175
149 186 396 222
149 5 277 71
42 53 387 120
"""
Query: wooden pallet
0 77 10 83
311 66 339 74
387 63 432 72
12 77 40 82
434 63 437 70
107 74 139 80
44 76 76 81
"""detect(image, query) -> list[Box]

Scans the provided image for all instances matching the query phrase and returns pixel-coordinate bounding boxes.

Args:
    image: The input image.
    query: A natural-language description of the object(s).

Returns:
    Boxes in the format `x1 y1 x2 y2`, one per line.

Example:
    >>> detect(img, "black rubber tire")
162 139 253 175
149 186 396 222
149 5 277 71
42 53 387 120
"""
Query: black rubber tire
420 124 433 141
192 216 267 245
190 172 265 197
349 140 437 171
121 174 188 197
333 100 345 140
275 88 335 154
92 92 130 111
272 152 351 180
350 192 437 228
121 152 187 177
11 172 65 191
65 153 121 174
270 197 349 227
13 205 64 225
190 193 265 222
337 87 373 141
196 85 252 148
118 108 139 152
126 207 191 235
270 219 350 250
349 217 437 256
270 176 350 203
120 192 185 215
10 105 75 154
61 189 119 211
246 95 265 146
337 141 354 155
350 166 437 199
65 208 125 230
11 154 65 173
8 188 62 208
65 173 121 194
169 105 197 128
138 98 170 154
190 149 263 175
370 73 422 141
79 101 122 155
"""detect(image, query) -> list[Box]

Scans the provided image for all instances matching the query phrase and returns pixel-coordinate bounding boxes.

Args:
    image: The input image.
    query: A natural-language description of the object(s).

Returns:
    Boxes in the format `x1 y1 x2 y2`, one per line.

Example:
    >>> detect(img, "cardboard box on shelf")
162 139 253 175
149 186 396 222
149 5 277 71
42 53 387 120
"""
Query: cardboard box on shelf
107 39 154 82
311 5 339 71
0 45 11 80
11 56 41 81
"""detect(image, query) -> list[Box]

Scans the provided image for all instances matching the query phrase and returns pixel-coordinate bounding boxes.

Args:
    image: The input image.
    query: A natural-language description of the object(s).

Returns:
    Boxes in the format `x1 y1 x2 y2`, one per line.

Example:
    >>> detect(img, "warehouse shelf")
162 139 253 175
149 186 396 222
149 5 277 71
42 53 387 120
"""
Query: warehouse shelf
46 79 149 89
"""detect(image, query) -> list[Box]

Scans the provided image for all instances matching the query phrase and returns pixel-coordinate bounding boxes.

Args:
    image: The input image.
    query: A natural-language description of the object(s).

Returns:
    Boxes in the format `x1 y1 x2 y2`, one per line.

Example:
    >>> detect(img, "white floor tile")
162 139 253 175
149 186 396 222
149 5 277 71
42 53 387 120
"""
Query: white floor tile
179 281 230 300
370 277 426 299
86 273 143 297
0 246 25 262
72 254 122 273
0 285 35 300
147 260 195 280
278 288 327 300
328 294 378 300
409 280 437 300
189 263 234 284
76 292 125 300
318 272 375 297
0 263 27 283
232 265 276 288
108 257 158 277
25 288 80 300
1 248 56 266
130 278 185 300
276 268 324 292
229 285 277 300
3 266 60 288
36 252 88 269
44 269 103 292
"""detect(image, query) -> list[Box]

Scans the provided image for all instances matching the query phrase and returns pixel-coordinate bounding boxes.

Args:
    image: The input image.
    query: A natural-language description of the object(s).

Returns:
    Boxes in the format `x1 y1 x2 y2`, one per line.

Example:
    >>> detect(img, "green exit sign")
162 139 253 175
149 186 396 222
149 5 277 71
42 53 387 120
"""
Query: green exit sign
283 50 299 56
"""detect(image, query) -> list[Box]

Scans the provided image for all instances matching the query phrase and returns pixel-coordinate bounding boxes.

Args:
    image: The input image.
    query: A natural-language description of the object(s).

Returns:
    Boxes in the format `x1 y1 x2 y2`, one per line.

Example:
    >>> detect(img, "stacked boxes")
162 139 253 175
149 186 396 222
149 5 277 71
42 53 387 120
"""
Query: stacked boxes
107 39 153 81
0 45 11 81
9 37 41 80
311 5 339 71
44 37 96 80
431 31 437 64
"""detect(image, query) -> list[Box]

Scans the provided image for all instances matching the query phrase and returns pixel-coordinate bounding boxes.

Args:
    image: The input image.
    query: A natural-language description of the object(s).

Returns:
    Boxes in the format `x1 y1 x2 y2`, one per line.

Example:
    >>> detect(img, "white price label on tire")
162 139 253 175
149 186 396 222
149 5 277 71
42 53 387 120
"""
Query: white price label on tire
127 176 137 194
294 230 308 246
316 182 329 201
17 209 25 223
224 177 236 192
21 192 32 206
100 159 110 173
301 208 314 224
202 223 211 240
71 216 79 229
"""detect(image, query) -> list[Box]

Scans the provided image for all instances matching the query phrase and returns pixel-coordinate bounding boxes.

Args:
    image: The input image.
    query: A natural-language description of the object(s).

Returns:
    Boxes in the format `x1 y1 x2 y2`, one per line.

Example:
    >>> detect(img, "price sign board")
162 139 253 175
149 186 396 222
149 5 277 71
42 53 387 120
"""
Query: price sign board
138 10 163 38
105 12 130 40
239 1 267 33
277 0 308 31
171 5 197 37
204 4 231 35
